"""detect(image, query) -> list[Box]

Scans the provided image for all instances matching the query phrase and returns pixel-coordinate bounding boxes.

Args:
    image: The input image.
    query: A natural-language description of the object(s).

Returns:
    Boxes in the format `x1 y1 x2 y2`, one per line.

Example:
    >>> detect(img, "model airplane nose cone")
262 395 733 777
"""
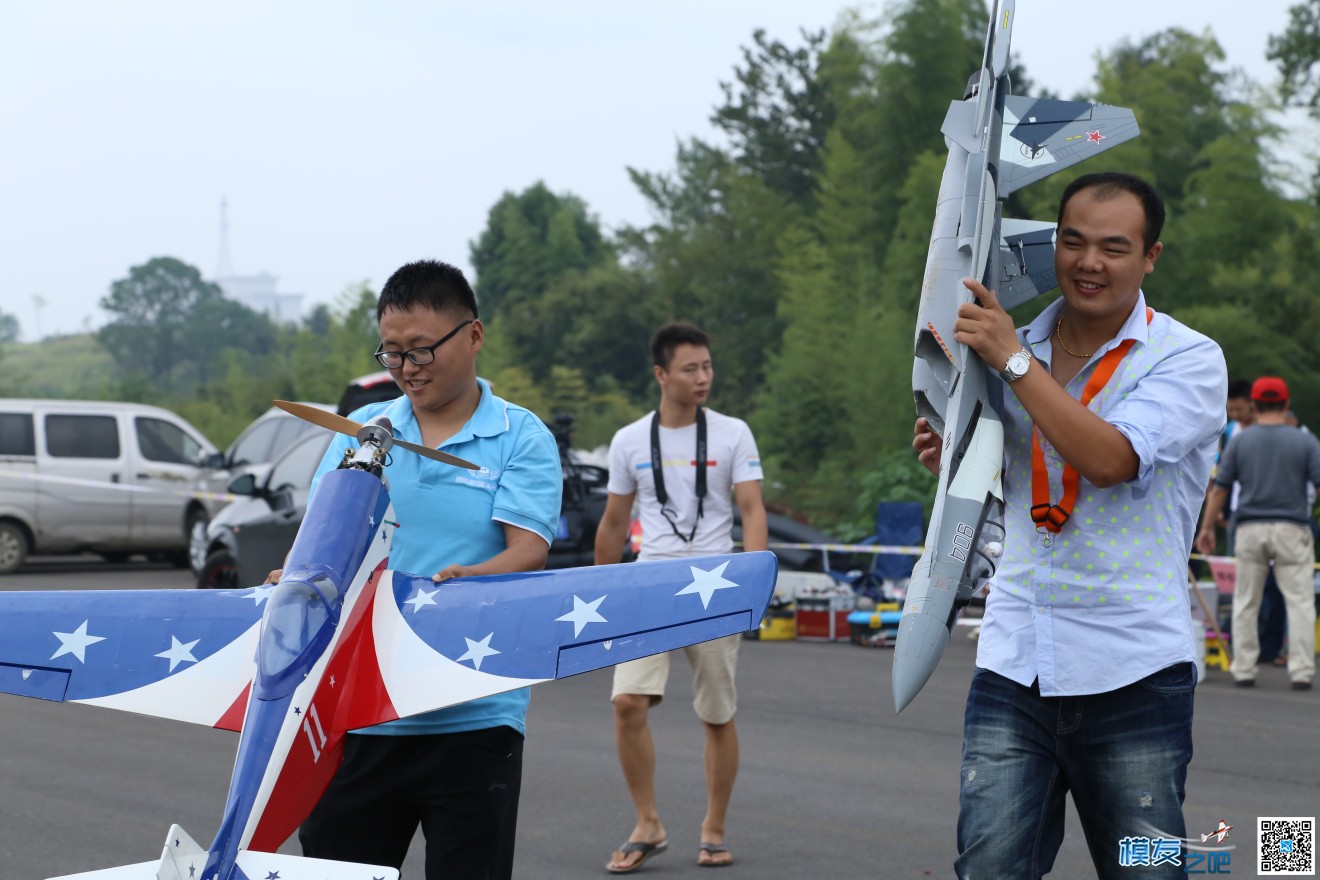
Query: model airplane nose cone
892 609 952 712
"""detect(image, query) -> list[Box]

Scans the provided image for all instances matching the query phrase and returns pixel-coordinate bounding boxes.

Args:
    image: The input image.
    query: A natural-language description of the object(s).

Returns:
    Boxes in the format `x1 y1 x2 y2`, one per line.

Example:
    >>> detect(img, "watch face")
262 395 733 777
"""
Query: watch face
1006 352 1030 377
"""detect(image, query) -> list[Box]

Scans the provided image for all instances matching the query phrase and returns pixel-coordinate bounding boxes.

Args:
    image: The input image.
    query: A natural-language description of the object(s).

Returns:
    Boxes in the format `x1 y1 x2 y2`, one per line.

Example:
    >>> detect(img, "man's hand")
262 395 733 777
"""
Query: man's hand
913 417 942 476
1194 526 1217 557
433 564 476 582
264 569 282 585
954 277 1020 371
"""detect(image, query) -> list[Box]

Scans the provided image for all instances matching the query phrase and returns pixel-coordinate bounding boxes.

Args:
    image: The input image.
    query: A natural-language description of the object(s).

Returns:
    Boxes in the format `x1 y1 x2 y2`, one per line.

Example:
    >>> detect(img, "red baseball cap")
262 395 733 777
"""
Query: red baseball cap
1251 376 1289 402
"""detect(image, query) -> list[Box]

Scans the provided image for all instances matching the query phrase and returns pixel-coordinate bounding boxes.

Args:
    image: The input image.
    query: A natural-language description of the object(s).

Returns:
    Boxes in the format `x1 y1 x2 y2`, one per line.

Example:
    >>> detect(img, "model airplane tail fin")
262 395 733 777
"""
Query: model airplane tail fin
43 825 400 880
233 849 398 879
42 824 200 879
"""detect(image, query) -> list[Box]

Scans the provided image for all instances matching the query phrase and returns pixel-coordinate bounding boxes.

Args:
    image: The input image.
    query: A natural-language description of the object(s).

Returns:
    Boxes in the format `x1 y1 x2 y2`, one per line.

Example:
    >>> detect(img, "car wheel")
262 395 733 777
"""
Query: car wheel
197 550 239 590
0 522 29 574
187 509 210 574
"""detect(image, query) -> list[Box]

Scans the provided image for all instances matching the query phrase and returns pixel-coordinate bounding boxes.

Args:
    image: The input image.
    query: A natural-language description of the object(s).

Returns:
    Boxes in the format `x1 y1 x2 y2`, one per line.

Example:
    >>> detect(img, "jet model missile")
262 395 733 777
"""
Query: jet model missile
893 0 1140 711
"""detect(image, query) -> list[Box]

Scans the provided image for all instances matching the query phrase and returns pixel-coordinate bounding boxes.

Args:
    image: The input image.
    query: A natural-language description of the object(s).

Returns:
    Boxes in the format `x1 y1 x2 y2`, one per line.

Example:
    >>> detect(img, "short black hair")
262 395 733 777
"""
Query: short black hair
651 322 710 369
1057 172 1165 253
1227 378 1253 400
376 260 478 321
1256 400 1289 414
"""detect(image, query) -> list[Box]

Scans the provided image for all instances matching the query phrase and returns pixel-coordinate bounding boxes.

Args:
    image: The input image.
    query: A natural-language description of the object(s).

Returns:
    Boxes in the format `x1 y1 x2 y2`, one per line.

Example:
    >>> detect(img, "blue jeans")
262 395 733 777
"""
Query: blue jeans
956 664 1195 879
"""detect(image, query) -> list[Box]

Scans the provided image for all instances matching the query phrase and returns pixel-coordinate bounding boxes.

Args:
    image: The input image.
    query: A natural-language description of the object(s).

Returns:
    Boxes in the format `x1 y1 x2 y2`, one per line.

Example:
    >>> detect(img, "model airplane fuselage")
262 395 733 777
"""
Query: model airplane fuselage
0 410 778 879
895 0 1140 711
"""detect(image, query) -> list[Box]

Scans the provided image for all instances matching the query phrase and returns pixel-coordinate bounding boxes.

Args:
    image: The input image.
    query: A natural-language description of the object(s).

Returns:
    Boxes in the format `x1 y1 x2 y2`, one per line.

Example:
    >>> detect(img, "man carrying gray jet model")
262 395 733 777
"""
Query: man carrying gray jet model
914 172 1226 878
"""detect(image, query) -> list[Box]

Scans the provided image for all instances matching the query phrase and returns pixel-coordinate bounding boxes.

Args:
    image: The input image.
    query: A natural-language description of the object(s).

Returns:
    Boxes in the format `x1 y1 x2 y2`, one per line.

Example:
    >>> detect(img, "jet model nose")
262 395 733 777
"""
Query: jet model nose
891 606 952 712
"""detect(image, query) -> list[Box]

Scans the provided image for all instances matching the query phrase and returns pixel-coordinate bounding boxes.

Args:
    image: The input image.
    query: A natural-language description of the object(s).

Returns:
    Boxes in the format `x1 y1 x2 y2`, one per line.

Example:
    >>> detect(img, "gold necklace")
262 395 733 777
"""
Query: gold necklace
1054 318 1093 359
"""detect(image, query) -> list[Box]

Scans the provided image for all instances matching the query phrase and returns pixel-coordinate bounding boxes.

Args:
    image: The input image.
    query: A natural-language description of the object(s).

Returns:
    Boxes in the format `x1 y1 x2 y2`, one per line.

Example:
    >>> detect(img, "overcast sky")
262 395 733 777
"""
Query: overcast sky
0 0 1307 341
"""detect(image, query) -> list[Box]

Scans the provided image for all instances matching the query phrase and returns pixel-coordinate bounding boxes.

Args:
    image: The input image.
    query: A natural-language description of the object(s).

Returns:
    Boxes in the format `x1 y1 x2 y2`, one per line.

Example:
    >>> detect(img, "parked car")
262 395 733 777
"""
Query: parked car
0 398 218 573
197 430 333 588
183 403 331 574
337 371 401 417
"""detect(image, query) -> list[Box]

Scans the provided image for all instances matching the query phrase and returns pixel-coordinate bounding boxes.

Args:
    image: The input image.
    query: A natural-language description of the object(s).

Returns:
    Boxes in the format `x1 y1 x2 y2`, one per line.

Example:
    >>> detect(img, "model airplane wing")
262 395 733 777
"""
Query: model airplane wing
331 552 778 731
0 587 267 730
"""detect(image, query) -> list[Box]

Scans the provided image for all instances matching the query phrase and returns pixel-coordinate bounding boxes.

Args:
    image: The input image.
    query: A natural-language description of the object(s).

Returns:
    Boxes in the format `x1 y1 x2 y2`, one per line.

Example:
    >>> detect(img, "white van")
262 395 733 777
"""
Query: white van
0 399 218 573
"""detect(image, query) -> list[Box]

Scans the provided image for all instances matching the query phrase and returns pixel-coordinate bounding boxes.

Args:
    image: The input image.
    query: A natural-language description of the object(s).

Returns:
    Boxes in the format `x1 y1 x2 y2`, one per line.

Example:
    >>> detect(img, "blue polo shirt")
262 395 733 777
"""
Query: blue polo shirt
310 379 562 735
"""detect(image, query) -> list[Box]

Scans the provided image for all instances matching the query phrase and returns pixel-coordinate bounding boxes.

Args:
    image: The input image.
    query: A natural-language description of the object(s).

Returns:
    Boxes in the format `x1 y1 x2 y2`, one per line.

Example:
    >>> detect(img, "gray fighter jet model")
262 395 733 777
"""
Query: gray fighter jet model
893 0 1140 711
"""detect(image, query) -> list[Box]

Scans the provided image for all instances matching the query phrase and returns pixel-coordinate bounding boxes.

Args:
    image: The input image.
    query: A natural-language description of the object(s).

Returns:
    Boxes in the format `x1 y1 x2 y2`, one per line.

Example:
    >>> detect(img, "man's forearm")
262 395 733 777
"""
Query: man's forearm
594 517 629 565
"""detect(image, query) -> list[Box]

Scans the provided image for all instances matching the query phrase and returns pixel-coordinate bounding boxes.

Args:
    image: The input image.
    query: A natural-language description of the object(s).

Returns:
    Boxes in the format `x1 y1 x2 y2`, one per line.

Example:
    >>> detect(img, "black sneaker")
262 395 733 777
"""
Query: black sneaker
1234 679 1256 688
1291 681 1312 692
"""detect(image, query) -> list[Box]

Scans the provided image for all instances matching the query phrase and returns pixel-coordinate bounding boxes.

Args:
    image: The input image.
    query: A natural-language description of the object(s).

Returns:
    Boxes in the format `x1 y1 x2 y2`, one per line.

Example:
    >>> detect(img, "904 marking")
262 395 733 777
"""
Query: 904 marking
949 523 975 562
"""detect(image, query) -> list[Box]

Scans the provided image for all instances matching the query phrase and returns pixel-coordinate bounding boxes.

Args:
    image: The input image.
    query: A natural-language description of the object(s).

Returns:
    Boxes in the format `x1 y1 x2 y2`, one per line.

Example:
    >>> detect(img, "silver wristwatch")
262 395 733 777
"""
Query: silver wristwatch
1000 346 1033 383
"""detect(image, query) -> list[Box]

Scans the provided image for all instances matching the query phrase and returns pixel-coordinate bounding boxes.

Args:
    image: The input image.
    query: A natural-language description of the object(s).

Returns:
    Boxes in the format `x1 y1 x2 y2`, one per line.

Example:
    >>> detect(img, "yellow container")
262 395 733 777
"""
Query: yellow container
757 612 797 641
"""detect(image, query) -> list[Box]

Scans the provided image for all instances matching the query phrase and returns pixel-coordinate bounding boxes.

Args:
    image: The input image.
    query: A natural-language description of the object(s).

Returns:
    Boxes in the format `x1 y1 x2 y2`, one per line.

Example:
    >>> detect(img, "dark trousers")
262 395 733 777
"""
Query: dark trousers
299 726 524 880
957 664 1195 880
1259 571 1286 663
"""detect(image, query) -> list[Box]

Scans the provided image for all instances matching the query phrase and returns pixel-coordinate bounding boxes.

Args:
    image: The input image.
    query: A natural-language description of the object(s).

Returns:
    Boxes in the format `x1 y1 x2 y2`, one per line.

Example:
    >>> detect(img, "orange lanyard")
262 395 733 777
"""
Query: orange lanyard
1030 308 1153 533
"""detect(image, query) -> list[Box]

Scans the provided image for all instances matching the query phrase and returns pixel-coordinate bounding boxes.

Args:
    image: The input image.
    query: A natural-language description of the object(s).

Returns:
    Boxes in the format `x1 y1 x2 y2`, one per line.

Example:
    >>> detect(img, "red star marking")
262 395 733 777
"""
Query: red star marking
1087 129 1105 144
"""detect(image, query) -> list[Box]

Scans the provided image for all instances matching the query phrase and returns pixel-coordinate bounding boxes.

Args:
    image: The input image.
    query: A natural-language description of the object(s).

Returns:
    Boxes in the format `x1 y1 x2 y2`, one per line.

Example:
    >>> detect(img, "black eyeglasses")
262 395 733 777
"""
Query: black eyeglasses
374 319 475 369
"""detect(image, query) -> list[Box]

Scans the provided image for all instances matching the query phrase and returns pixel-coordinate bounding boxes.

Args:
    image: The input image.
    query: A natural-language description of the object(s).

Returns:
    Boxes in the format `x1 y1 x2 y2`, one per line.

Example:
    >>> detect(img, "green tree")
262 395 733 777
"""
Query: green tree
712 27 835 208
469 182 609 325
623 140 799 411
98 257 277 392
1270 0 1320 114
0 310 19 343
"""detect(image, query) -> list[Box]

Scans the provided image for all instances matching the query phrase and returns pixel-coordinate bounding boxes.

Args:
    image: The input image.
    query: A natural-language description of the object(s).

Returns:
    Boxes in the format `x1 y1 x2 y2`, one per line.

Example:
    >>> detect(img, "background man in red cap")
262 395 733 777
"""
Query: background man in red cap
1197 376 1320 690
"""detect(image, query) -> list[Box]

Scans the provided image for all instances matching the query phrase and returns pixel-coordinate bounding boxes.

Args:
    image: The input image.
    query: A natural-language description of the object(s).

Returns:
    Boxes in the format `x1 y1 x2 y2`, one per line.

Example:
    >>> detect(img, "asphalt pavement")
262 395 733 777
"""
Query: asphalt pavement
1 557 1316 878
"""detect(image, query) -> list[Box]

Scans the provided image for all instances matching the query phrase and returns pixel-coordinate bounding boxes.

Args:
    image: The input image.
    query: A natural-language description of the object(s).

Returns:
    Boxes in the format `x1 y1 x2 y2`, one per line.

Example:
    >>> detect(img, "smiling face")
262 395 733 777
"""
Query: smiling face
377 305 482 415
1054 188 1162 331
654 343 713 409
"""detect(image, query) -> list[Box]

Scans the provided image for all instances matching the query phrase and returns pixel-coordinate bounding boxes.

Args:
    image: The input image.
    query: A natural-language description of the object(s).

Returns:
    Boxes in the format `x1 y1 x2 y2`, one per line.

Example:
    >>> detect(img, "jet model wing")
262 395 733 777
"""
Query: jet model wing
0 587 267 730
999 97 1140 196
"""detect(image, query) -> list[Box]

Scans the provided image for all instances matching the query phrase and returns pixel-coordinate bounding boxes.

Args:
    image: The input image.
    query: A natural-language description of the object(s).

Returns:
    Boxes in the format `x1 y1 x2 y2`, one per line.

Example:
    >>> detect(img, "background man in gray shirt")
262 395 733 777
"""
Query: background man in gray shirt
1197 375 1319 690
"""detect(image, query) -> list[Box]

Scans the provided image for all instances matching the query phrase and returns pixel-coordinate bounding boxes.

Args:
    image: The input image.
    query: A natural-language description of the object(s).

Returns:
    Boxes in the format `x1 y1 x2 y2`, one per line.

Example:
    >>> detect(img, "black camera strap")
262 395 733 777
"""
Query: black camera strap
650 407 707 543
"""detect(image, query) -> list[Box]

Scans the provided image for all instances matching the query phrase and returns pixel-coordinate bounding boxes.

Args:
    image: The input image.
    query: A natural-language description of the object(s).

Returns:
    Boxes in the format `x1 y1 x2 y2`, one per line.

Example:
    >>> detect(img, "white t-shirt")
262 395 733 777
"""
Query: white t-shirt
607 408 763 561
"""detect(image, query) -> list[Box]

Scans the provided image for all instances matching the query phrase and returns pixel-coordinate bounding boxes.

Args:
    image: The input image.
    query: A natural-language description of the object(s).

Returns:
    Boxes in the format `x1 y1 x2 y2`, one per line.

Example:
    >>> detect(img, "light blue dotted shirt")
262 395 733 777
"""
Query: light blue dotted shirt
978 293 1227 696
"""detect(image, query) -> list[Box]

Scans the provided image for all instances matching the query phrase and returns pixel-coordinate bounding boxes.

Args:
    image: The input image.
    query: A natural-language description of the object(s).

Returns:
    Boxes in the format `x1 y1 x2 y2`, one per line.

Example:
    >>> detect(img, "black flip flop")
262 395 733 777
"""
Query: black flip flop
607 839 669 874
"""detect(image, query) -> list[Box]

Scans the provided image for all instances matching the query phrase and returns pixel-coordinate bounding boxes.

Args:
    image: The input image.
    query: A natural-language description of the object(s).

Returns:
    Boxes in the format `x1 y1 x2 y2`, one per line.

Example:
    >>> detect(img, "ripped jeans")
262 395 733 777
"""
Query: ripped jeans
956 664 1195 879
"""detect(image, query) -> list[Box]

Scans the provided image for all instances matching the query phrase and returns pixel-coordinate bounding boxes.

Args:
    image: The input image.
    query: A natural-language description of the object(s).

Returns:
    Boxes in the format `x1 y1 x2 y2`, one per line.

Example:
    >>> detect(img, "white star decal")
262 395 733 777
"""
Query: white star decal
50 620 106 663
242 585 275 605
405 587 439 612
675 561 739 609
457 633 500 671
556 594 608 637
155 635 201 672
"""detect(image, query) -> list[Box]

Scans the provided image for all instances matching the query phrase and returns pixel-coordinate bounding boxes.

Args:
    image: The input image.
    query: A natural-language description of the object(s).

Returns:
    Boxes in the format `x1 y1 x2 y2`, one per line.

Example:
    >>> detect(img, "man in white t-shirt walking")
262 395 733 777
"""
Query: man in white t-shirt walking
596 322 768 873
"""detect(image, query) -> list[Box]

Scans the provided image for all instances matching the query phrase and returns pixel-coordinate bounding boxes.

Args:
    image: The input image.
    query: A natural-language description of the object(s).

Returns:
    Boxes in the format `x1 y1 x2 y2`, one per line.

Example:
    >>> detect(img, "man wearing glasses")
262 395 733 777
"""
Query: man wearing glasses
296 259 562 879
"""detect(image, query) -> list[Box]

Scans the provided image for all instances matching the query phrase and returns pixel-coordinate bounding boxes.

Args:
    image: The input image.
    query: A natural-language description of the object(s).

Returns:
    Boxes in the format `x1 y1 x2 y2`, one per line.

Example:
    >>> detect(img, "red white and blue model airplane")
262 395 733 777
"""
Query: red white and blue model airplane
0 402 777 880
